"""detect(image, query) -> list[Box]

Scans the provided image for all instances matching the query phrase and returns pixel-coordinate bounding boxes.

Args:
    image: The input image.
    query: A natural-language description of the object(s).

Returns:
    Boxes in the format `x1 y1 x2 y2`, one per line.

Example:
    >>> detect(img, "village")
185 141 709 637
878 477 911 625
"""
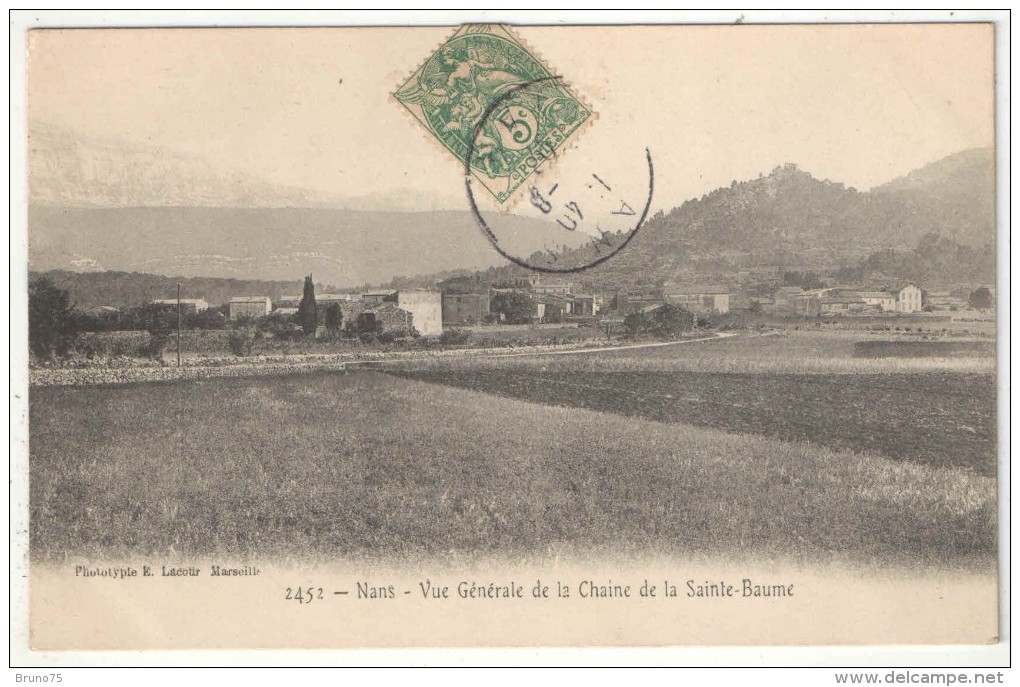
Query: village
133 273 992 341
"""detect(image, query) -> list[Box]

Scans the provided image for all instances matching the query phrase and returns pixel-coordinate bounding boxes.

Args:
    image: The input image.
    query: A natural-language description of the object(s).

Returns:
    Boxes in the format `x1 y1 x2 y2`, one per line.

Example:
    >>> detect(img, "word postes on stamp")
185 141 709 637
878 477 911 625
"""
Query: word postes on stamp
394 24 592 205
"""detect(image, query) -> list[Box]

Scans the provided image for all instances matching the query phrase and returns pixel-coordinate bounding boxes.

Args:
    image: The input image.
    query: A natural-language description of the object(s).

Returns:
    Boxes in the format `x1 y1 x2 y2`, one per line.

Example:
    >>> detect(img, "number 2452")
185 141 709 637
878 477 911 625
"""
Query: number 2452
285 586 324 605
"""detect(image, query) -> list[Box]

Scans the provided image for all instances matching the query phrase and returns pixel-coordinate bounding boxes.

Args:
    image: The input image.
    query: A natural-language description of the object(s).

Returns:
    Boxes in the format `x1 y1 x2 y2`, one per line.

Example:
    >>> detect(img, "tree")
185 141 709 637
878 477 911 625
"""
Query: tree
650 303 695 338
258 312 304 342
623 311 650 337
324 303 343 337
76 307 122 333
489 290 535 324
298 275 318 335
969 287 993 310
185 308 226 330
623 304 694 339
29 277 77 359
136 303 177 361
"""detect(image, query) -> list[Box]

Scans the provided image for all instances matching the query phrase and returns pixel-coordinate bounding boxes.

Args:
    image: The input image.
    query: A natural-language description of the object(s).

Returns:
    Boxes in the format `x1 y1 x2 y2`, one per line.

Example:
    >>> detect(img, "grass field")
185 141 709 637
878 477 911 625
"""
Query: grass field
389 370 997 476
854 340 997 358
30 368 995 566
387 331 995 374
388 332 997 476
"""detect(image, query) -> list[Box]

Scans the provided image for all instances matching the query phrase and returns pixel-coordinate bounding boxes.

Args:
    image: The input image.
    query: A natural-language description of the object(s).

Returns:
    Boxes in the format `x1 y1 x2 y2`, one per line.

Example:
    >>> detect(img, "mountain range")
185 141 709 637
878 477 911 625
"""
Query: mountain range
27 123 585 285
28 206 587 287
29 122 346 209
27 121 995 291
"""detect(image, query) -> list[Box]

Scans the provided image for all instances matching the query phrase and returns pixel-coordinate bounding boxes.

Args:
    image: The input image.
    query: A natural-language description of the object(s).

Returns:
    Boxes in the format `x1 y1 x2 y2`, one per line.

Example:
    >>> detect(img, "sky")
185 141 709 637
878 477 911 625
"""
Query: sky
27 23 995 212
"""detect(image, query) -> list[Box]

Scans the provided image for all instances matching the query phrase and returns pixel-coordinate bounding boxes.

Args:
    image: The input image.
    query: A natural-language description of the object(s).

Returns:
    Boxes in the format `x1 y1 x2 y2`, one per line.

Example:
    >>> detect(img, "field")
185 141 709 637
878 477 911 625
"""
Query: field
29 329 997 567
388 331 995 374
389 370 996 476
854 340 997 358
387 332 997 476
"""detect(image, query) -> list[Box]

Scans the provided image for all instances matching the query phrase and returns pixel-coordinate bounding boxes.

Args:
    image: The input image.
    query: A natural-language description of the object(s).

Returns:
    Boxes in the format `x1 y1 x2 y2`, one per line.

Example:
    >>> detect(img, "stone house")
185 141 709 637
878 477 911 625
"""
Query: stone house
894 284 923 313
568 294 600 317
353 302 415 337
860 291 896 312
229 296 272 320
662 283 731 313
152 298 210 312
395 290 443 336
443 292 490 326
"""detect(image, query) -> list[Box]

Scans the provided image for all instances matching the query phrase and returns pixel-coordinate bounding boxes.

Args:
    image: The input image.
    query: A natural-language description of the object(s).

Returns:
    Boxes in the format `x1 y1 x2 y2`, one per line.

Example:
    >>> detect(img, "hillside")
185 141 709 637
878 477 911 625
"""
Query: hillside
868 147 996 247
494 149 996 290
652 149 994 252
836 233 996 287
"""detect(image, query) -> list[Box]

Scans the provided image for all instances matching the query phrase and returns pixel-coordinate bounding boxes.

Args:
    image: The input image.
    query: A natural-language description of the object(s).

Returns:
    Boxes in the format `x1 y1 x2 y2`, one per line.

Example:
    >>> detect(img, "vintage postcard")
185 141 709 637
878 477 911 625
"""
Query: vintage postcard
14 18 1004 658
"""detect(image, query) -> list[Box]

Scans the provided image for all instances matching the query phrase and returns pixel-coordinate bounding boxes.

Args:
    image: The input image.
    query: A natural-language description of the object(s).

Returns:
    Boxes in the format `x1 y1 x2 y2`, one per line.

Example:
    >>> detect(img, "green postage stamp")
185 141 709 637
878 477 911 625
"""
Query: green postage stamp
394 24 593 204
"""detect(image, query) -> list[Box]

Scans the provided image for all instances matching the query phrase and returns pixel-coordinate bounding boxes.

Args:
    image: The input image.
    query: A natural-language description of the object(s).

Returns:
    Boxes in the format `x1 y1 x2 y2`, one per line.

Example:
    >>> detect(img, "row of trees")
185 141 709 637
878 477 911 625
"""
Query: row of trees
81 303 226 332
29 275 407 362
30 275 324 359
29 278 196 360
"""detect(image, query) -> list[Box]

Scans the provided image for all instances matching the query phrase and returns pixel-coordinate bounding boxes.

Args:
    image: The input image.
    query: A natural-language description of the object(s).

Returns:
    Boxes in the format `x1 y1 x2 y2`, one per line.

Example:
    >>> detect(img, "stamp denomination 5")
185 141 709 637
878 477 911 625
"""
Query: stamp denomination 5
394 24 592 204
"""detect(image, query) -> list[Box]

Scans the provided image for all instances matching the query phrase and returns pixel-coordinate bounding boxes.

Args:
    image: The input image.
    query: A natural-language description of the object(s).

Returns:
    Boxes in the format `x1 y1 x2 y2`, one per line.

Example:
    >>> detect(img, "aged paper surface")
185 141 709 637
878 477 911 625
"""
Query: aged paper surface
15 18 1004 658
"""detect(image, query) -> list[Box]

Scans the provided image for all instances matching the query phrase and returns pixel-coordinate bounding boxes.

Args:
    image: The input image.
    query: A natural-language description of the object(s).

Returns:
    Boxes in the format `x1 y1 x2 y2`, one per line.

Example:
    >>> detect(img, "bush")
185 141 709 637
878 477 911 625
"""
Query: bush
623 312 648 337
74 333 110 359
185 308 227 330
968 287 993 310
139 332 171 361
228 330 255 357
623 304 695 339
76 309 122 333
258 314 305 342
653 304 696 338
439 328 472 345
